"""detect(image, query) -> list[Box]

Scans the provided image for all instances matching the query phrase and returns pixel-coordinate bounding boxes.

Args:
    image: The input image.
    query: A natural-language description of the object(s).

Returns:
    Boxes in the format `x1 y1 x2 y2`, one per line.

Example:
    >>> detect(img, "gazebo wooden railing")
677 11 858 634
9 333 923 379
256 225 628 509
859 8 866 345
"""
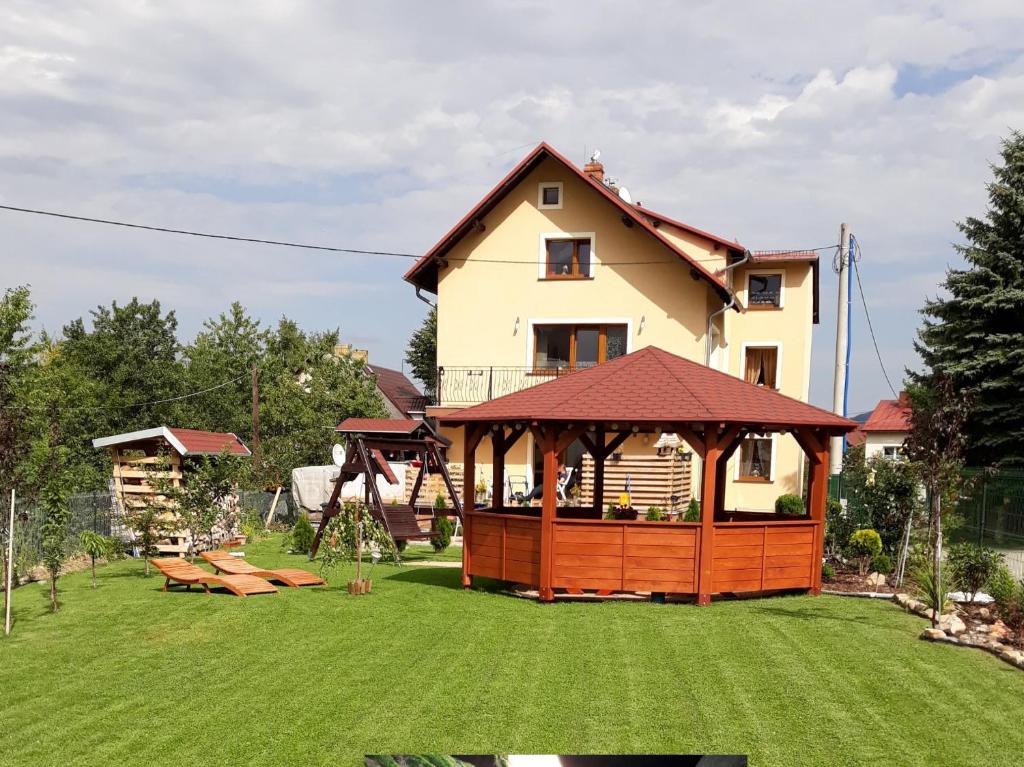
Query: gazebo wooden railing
442 347 856 605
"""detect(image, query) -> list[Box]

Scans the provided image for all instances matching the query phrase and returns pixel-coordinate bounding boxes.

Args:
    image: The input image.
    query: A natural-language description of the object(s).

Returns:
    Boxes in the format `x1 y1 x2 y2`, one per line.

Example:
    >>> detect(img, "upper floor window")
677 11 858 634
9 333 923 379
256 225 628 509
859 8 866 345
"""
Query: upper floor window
538 182 563 210
881 445 905 460
744 345 779 389
534 323 627 372
748 273 783 308
545 238 592 279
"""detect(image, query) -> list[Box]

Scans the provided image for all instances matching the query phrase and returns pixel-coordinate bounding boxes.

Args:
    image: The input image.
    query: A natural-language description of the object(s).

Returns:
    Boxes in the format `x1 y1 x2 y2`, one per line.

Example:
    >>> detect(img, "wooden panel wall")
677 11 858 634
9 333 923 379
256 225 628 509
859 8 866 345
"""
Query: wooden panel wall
466 512 540 586
551 520 699 593
711 522 817 594
406 463 463 507
580 453 691 511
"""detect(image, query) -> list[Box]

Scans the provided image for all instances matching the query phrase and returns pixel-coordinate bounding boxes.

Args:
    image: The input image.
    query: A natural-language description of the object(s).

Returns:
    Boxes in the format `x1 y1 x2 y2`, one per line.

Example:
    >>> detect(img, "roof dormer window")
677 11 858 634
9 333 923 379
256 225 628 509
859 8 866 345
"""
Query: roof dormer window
538 182 563 210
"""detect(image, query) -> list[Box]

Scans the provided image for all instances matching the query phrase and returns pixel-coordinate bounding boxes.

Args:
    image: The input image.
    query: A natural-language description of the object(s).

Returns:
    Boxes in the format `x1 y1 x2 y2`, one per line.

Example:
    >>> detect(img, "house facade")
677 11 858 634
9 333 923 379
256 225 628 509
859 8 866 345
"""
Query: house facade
405 142 820 512
851 391 911 460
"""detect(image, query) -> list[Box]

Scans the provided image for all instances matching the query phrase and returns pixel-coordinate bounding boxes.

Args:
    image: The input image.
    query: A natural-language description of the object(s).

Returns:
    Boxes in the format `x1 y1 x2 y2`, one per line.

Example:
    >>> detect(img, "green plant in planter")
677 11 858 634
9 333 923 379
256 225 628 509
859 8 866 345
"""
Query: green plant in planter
645 506 664 521
848 529 882 576
683 498 700 522
605 503 617 520
774 493 806 516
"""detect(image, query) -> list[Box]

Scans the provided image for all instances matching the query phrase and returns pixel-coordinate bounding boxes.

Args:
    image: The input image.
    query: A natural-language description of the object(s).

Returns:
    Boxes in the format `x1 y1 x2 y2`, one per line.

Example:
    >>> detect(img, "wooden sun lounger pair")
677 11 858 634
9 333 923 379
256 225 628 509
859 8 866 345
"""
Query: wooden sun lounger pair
149 552 325 598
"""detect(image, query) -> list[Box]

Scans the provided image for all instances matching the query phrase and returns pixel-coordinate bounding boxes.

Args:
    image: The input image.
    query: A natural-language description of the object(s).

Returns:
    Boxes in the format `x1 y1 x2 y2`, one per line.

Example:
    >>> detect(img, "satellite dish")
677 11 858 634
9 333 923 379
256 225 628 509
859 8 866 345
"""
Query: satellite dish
331 443 346 467
618 186 632 204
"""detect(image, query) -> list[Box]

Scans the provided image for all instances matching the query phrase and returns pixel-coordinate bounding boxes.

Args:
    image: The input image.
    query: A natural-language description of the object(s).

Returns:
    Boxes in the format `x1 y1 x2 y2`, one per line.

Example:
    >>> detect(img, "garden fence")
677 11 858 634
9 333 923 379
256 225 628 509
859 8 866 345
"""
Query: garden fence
1 488 299 586
957 468 1024 578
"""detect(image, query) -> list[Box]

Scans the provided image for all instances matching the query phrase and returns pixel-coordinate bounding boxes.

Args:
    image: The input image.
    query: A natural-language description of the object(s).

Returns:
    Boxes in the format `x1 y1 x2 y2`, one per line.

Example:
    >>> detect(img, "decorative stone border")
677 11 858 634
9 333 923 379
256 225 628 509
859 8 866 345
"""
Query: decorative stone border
892 592 1024 671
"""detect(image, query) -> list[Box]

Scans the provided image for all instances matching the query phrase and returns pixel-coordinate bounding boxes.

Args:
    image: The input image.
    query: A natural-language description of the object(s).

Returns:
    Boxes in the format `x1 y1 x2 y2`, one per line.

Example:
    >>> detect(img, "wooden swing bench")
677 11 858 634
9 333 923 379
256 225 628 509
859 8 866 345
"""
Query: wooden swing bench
200 550 326 588
311 418 462 557
149 558 278 597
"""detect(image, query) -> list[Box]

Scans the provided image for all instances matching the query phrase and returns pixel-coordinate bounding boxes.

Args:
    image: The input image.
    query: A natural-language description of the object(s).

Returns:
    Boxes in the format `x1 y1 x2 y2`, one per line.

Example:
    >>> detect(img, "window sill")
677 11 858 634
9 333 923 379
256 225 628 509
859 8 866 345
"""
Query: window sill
541 275 593 281
736 476 773 484
746 304 782 311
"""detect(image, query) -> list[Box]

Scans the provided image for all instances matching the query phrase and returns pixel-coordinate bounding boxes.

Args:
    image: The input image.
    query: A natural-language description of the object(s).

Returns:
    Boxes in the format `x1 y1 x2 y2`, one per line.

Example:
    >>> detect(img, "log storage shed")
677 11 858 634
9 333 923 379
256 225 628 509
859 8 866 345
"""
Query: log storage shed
443 346 857 605
92 426 251 557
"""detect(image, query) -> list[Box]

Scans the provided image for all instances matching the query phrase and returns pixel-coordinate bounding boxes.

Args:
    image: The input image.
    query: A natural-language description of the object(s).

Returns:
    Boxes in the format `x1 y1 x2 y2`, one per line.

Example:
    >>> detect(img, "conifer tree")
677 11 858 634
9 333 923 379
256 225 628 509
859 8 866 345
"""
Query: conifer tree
913 131 1024 467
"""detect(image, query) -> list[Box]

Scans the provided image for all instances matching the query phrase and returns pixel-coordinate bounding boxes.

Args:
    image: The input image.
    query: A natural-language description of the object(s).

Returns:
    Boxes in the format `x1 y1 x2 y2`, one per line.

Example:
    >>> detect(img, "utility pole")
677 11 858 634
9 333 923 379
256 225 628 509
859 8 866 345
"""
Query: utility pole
830 222 851 475
251 363 261 466
4 488 14 636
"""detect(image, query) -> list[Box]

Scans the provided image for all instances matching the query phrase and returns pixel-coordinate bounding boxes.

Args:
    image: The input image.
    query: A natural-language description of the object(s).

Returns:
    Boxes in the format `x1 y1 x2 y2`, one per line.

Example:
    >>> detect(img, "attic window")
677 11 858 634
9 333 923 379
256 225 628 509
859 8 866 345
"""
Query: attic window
538 182 563 210
748 273 783 308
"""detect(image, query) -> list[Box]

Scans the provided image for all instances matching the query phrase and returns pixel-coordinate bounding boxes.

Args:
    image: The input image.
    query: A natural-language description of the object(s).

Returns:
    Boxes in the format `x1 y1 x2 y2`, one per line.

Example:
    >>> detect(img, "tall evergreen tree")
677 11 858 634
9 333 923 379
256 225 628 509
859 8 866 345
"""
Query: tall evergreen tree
913 131 1024 467
405 306 437 398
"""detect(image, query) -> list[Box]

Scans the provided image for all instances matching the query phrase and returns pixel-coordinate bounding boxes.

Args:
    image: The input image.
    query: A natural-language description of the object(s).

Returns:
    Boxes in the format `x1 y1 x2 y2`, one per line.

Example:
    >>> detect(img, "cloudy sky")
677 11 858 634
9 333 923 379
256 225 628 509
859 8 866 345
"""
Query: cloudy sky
3 1 1023 413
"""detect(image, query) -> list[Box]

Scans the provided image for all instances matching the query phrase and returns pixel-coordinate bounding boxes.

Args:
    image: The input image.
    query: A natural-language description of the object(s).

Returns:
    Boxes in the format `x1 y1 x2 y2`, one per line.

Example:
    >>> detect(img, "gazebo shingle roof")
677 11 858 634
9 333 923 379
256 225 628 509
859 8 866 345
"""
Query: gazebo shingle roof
441 346 857 432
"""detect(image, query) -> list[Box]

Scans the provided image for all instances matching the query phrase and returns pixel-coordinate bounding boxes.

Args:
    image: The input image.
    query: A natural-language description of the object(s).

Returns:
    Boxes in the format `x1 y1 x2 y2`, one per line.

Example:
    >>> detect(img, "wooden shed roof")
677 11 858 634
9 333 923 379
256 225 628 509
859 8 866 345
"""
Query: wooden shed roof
92 427 252 456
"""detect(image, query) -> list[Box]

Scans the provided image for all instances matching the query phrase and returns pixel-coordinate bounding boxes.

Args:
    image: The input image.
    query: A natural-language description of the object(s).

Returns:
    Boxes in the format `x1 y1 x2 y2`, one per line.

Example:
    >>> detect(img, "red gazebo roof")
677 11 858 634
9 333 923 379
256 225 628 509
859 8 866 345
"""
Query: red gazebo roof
441 346 857 432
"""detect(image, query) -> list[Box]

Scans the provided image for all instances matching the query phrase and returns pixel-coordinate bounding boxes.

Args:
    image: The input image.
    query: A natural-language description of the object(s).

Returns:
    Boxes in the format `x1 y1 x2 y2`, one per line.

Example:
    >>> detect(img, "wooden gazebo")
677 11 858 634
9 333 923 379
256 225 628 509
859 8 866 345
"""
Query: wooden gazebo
442 347 857 604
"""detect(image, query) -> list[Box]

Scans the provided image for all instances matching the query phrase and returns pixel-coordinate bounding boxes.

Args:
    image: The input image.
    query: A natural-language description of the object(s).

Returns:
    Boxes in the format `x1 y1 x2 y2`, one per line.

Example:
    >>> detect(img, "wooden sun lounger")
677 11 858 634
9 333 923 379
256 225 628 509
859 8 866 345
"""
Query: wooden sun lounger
200 550 327 588
149 558 279 597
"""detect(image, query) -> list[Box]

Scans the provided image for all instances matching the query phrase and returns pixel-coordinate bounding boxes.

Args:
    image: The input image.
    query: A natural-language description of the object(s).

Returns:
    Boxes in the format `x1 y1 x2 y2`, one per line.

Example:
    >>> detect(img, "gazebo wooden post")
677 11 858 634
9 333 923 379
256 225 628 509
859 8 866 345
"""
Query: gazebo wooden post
461 424 486 589
592 425 606 515
793 427 830 596
697 427 721 606
536 426 559 602
491 427 506 511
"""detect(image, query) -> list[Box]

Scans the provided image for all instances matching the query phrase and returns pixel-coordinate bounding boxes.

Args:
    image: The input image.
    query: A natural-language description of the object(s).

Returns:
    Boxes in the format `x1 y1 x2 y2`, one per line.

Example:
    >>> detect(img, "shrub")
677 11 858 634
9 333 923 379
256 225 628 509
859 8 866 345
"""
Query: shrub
947 542 1003 603
645 506 664 521
288 512 316 555
822 562 836 582
849 529 883 576
432 514 454 553
434 493 447 510
913 563 951 624
239 507 268 543
987 563 1018 610
774 494 805 516
79 530 113 589
605 503 616 520
824 497 852 558
684 498 700 522
870 552 893 575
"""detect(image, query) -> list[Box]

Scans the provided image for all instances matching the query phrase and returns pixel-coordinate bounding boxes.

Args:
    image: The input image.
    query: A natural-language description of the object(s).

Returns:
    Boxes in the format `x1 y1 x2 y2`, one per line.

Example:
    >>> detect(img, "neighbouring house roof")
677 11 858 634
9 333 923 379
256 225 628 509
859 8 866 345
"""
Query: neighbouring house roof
366 364 428 417
92 427 252 457
861 393 912 433
442 346 857 432
336 418 427 435
403 142 741 303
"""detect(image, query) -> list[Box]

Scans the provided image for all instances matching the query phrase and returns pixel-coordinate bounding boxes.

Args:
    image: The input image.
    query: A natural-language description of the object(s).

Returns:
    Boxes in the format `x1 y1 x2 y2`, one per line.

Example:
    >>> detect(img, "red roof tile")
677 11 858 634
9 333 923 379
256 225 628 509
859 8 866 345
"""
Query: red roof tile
336 418 424 434
403 142 738 302
442 347 856 431
366 364 427 416
166 428 252 456
862 395 911 432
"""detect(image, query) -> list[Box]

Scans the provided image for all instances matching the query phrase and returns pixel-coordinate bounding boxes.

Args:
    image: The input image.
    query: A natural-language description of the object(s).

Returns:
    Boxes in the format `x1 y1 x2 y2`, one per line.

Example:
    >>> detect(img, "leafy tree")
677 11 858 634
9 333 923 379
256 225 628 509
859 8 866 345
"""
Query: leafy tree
128 505 174 576
0 286 39 491
841 444 920 554
79 530 110 589
904 376 972 626
40 485 73 612
405 306 436 398
152 450 246 561
913 131 1024 467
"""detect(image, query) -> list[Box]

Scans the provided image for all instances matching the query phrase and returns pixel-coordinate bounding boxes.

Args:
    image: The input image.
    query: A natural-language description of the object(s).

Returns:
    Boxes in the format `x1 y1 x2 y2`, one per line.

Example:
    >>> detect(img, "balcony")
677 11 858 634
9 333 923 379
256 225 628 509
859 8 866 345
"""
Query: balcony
435 365 589 407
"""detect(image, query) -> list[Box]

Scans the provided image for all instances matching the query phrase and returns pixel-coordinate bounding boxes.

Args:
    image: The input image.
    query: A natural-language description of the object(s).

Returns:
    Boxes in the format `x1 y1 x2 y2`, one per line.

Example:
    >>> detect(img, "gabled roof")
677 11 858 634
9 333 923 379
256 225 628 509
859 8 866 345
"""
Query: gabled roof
862 393 911 433
92 427 251 456
442 346 856 432
636 205 746 252
336 418 426 435
403 142 740 301
366 364 428 417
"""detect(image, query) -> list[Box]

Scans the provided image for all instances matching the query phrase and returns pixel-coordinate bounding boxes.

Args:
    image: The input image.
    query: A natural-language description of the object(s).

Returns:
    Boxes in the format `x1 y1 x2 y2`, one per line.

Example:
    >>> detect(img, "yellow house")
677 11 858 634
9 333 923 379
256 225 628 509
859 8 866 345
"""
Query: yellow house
405 142 821 513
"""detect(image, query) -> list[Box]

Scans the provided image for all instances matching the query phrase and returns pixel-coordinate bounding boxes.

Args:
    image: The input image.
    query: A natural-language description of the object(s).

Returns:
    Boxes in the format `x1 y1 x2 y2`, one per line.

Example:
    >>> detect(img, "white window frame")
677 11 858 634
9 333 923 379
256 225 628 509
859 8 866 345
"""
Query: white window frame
537 231 596 280
745 269 786 309
740 341 783 390
734 432 777 483
537 181 564 210
524 317 633 368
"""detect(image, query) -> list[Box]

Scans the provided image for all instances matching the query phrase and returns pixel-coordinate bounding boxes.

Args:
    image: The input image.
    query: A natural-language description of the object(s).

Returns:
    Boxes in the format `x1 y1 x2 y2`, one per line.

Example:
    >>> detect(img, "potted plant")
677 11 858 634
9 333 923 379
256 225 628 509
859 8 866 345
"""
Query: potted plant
475 479 489 505
645 506 665 521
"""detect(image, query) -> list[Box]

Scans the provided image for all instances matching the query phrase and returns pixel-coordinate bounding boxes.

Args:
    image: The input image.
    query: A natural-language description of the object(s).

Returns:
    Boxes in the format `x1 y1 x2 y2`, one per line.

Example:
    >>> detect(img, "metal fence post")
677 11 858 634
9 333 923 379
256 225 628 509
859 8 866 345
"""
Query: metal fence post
980 475 987 545
487 366 493 401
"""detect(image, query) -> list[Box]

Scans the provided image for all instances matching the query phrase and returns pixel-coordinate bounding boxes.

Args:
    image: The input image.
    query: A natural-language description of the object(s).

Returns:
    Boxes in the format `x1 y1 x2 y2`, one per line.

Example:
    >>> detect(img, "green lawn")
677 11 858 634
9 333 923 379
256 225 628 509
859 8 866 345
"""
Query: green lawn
2 535 1022 767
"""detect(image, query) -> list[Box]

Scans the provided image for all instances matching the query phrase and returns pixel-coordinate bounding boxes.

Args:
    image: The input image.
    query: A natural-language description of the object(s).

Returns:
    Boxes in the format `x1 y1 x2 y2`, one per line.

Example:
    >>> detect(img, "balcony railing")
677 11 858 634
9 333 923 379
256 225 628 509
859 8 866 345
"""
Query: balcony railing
436 365 589 407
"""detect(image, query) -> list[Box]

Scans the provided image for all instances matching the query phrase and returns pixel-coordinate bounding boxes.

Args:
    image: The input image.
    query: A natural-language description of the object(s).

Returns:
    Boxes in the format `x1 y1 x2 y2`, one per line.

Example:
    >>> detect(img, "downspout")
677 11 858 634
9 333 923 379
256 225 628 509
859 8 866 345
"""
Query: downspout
415 286 436 308
704 249 751 366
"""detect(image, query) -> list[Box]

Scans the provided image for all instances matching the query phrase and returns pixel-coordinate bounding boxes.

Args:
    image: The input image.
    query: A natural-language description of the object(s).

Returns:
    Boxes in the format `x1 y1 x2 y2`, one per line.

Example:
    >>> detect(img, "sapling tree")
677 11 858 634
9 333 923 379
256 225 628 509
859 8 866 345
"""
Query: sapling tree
904 376 972 626
79 530 109 589
128 505 172 575
40 485 73 612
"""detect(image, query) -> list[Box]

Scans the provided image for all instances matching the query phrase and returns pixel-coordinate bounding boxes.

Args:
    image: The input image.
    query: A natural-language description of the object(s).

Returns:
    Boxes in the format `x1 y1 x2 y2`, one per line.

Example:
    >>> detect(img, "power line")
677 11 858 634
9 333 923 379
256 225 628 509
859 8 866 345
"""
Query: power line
0 202 834 267
850 239 899 398
0 371 250 414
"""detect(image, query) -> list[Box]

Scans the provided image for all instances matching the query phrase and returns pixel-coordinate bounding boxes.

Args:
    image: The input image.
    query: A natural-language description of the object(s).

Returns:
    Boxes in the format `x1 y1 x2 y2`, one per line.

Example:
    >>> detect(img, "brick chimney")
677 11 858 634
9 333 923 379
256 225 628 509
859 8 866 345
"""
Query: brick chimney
583 160 604 183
